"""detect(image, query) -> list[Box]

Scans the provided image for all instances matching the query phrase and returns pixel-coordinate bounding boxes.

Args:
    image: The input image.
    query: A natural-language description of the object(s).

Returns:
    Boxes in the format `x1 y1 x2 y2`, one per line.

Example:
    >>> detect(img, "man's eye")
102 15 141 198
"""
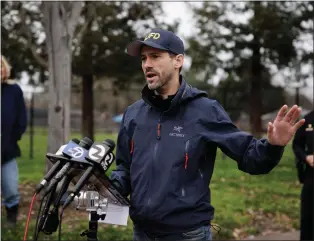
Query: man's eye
152 55 159 59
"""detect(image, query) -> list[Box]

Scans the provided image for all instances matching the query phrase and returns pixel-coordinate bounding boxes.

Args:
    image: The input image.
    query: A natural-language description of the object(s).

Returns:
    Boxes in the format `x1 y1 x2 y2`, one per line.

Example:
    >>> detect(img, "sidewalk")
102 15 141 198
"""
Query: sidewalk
243 230 300 240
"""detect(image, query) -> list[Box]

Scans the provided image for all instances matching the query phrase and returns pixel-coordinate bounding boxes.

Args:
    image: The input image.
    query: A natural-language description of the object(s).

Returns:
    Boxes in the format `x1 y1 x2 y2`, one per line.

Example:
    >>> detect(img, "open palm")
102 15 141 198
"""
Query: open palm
267 105 305 146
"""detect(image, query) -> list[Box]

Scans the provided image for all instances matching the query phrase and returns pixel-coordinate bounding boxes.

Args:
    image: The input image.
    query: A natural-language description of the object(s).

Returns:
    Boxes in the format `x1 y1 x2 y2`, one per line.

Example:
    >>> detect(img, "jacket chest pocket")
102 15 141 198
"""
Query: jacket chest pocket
170 135 207 199
183 135 207 172
129 124 156 192
163 120 204 170
130 124 158 168
132 124 154 145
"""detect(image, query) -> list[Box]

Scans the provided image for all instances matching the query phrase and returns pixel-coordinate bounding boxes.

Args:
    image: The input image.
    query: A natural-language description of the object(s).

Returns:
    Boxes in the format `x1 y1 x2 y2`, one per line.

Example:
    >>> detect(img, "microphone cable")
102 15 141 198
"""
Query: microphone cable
58 206 65 241
32 181 57 240
33 194 47 241
23 192 37 241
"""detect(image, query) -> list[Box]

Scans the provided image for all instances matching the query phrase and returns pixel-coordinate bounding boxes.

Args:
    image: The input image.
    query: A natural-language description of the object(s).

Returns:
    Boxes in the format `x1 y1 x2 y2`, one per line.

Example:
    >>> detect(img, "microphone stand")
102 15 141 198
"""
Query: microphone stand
80 195 107 241
80 211 100 241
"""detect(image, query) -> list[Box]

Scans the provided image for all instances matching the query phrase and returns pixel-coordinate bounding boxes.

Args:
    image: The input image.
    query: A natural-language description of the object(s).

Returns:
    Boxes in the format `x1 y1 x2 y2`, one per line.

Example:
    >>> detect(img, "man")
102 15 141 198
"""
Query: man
292 110 313 241
110 29 305 241
1 55 27 227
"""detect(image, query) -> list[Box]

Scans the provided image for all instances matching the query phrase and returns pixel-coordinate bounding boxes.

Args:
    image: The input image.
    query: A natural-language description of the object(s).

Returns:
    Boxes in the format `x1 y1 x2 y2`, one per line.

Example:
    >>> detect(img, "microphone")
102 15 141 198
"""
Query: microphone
43 137 93 196
86 139 116 171
34 138 80 194
62 139 116 210
37 137 94 233
39 175 73 234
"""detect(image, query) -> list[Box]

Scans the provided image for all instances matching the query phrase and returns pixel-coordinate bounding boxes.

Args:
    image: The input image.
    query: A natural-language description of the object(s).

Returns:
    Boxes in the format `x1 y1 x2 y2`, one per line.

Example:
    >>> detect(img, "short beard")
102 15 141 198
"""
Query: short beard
148 81 161 91
148 72 173 92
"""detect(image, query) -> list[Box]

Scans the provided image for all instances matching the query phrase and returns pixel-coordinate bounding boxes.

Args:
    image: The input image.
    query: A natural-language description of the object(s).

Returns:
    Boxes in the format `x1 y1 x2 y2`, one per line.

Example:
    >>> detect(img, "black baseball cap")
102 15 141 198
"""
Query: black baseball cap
126 29 185 56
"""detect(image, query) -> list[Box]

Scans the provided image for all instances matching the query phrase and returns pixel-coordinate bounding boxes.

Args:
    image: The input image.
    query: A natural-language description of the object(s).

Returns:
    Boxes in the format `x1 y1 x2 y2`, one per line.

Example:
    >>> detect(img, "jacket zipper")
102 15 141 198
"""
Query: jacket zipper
130 139 134 154
148 114 163 206
157 123 161 139
185 140 190 170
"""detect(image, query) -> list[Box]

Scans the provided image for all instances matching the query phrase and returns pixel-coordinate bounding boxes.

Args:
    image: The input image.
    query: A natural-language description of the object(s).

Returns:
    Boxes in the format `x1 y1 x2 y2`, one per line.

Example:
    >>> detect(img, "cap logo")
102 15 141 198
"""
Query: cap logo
144 32 160 41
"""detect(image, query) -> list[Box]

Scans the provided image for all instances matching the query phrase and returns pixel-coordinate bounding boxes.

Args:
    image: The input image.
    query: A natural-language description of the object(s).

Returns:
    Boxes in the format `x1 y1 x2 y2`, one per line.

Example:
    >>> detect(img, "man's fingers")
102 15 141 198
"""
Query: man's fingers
283 105 298 122
275 105 288 121
293 118 305 132
268 122 274 133
290 107 302 124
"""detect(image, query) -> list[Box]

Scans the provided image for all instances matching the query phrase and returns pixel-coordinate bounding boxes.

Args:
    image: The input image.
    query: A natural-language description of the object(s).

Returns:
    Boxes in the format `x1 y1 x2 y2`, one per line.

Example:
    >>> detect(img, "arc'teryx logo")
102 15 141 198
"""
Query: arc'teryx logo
173 126 183 133
169 126 185 138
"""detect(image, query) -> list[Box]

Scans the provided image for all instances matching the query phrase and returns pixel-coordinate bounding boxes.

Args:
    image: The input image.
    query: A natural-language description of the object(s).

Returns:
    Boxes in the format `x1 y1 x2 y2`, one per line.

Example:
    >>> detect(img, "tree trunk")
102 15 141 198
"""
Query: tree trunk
42 2 83 171
82 74 94 141
250 2 263 138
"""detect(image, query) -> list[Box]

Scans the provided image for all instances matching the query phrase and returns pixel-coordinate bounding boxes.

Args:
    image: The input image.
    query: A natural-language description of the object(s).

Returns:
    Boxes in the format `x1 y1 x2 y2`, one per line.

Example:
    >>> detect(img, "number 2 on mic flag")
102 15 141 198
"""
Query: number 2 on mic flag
87 144 107 162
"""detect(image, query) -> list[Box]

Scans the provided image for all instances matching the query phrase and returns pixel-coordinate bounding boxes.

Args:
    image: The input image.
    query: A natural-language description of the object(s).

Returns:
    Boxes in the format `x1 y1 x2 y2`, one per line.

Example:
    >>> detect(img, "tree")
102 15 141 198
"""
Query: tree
41 2 83 171
1 1 47 82
2 1 177 141
72 1 174 140
186 2 309 136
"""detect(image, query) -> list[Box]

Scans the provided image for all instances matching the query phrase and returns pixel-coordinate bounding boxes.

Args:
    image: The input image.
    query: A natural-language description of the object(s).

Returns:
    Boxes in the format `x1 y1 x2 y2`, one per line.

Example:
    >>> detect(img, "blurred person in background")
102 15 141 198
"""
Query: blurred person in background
292 110 313 241
1 55 27 227
110 29 305 241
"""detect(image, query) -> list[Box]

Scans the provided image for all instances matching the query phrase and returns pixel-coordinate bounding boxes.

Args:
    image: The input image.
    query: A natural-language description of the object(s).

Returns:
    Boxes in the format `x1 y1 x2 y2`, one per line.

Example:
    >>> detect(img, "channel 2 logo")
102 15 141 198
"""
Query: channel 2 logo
88 145 106 162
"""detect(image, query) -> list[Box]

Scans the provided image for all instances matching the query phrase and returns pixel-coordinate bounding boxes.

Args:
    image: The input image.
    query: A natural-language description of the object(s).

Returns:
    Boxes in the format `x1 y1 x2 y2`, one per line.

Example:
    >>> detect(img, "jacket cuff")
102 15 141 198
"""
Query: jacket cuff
266 141 285 160
112 180 125 195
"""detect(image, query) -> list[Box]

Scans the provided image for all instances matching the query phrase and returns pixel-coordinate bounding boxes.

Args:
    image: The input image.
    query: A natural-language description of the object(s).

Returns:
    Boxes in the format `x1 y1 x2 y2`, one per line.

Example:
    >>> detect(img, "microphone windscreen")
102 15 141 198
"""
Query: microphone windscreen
103 139 115 151
72 138 80 144
80 137 93 149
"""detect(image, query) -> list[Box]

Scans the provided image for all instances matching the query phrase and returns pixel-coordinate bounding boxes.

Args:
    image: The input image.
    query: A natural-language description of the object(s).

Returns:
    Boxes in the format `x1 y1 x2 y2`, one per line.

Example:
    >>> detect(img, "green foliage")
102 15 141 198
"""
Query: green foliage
185 2 312 132
72 1 173 89
1 130 302 240
187 2 308 75
212 74 286 119
1 1 177 88
1 1 46 81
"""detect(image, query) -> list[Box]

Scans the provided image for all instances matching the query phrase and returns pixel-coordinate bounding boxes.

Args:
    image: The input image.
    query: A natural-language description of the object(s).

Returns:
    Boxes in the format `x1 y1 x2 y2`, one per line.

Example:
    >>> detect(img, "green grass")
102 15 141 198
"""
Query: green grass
209 148 301 238
1 129 302 240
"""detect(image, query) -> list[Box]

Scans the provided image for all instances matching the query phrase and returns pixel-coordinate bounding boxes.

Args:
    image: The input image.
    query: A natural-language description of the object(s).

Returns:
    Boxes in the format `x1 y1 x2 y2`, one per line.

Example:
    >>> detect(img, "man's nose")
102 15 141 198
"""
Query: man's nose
143 58 153 69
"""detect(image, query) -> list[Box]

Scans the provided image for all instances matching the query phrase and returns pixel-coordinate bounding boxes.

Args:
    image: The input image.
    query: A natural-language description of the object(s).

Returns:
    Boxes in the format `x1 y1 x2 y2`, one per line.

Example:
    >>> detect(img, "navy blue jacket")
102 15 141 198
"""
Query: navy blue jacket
1 82 27 164
110 77 284 235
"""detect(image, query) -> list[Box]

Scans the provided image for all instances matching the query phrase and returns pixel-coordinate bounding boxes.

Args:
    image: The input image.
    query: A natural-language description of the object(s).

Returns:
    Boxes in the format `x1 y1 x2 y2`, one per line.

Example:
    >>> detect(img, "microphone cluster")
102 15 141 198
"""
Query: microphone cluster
34 137 118 235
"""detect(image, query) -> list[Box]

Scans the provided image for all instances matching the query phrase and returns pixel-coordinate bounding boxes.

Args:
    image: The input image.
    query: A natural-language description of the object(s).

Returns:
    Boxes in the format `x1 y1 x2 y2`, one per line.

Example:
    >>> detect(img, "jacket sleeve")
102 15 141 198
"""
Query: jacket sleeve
14 85 27 140
110 108 132 197
292 118 307 163
204 101 284 175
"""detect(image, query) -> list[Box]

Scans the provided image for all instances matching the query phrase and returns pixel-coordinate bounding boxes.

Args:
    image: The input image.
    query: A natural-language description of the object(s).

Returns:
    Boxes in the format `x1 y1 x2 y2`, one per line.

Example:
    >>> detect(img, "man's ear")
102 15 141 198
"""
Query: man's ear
174 54 184 69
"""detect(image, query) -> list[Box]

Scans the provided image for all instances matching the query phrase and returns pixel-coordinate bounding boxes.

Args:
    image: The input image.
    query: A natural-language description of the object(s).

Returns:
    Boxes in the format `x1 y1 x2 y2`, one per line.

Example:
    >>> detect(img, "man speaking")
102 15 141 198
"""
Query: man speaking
110 29 305 241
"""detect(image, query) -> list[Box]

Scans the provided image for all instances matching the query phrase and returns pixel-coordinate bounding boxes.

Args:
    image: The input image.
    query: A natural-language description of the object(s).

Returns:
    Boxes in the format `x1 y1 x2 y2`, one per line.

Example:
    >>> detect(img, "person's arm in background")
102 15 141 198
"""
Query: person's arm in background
110 108 132 197
292 118 307 164
14 84 27 140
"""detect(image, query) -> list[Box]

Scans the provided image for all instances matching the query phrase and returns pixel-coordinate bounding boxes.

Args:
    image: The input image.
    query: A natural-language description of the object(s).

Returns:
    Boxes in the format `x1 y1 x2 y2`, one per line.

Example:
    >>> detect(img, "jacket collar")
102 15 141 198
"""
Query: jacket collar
141 75 187 112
